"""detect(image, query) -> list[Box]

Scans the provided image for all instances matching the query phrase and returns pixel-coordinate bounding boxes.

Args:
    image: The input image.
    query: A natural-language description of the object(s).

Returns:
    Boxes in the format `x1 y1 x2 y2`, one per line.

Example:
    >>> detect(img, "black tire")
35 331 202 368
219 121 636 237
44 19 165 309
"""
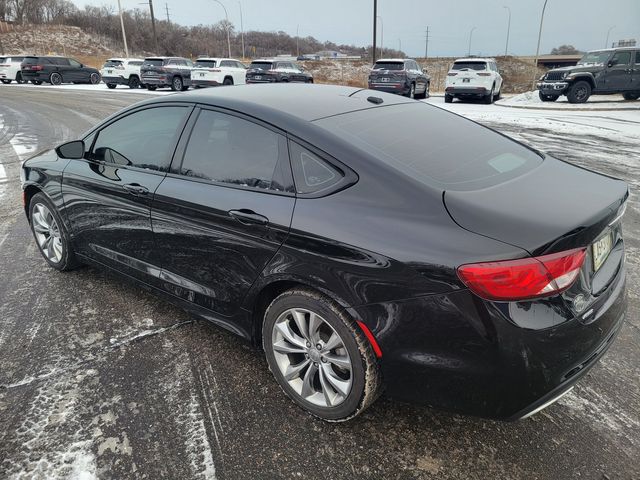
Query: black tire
90 72 100 85
566 80 591 104
16 72 25 84
31 80 43 85
414 82 428 100
106 83 117 89
263 289 382 422
484 85 495 104
128 76 140 89
494 89 501 101
50 72 63 86
406 82 416 98
147 85 157 91
29 193 80 271
444 93 453 103
539 91 559 102
0 79 10 84
223 76 233 86
171 76 183 91
306 78 314 83
622 92 640 101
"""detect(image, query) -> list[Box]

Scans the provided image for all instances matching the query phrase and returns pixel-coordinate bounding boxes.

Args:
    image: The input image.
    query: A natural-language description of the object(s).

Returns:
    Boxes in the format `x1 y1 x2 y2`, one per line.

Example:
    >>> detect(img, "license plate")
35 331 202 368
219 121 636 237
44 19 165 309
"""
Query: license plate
592 232 613 272
254 75 262 79
107 69 112 74
381 77 390 82
200 73 205 77
463 78 470 83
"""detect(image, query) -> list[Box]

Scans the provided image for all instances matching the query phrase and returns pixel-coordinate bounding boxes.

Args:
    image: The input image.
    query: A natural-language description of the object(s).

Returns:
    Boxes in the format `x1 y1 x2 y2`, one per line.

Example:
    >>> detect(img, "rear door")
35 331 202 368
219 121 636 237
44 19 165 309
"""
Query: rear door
150 107 295 318
61 104 192 283
632 51 640 91
604 50 633 91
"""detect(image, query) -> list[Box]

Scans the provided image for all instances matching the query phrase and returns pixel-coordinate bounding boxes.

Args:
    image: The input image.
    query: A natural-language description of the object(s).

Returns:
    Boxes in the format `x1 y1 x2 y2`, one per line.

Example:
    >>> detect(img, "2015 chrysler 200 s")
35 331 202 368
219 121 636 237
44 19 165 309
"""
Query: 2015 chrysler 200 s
21 84 627 422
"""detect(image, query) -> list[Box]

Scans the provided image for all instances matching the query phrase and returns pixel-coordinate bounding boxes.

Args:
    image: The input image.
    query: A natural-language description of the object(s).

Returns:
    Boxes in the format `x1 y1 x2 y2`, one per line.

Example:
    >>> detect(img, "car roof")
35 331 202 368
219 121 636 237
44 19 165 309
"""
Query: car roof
453 58 495 62
147 83 413 124
587 47 637 53
107 58 144 62
195 57 241 62
375 58 411 63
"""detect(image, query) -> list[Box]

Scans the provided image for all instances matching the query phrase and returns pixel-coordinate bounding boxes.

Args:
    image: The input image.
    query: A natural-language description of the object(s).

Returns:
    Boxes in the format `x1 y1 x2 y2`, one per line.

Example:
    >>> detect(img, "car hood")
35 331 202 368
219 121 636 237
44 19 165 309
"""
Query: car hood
548 65 601 74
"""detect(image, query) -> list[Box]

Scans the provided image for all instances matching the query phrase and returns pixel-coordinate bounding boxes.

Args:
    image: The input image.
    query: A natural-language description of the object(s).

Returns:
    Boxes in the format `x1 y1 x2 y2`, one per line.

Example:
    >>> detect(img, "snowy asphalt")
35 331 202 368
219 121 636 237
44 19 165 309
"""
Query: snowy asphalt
0 85 639 480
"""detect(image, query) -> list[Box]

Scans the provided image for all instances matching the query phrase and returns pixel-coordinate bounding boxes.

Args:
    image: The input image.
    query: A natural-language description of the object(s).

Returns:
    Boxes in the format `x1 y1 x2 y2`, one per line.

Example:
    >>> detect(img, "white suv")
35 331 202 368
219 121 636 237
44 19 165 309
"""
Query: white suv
0 56 27 84
191 58 247 87
444 58 503 104
101 58 144 89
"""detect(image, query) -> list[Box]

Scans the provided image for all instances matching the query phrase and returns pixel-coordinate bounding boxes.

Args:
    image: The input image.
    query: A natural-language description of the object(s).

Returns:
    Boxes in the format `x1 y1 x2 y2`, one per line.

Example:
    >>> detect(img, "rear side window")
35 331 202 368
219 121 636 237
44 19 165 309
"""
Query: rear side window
373 62 404 70
611 51 631 66
180 109 291 192
90 106 188 172
51 57 70 66
0 57 5 63
220 60 234 67
128 61 143 66
104 60 124 67
452 62 487 71
289 142 343 195
635 52 640 64
315 103 542 192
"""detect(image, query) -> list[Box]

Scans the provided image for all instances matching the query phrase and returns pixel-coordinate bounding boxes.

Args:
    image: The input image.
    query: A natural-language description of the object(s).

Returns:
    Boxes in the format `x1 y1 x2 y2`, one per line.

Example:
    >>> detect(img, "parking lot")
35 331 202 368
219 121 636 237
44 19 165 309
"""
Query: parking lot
0 85 639 479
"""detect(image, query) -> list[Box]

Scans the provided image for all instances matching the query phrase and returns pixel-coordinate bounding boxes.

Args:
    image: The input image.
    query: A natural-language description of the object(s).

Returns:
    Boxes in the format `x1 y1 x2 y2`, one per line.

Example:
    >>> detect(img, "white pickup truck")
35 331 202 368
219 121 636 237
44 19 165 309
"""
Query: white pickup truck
191 57 247 87
101 58 145 89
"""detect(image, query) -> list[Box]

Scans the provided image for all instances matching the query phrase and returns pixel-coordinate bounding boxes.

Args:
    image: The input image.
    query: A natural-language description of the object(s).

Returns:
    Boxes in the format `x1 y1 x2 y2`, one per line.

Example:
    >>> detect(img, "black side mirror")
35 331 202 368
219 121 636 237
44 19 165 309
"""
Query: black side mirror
607 61 614 68
56 140 85 159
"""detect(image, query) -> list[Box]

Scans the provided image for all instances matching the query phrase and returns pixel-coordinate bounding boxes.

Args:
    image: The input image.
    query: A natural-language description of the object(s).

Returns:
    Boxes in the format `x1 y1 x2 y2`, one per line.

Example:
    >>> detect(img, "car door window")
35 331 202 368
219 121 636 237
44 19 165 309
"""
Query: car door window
235 61 246 69
220 60 234 67
180 109 291 192
611 51 631 66
69 59 81 68
635 51 640 65
289 142 344 194
90 106 189 172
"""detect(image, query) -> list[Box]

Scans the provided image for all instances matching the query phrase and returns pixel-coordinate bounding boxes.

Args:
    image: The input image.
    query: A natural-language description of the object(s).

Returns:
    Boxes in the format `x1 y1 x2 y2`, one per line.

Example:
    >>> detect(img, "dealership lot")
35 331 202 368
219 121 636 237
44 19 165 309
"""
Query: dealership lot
0 86 639 479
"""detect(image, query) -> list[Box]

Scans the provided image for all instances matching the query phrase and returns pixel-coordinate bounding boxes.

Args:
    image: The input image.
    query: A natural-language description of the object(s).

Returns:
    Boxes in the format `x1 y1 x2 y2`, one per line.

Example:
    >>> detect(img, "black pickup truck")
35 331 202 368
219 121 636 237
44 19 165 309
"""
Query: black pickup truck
537 47 640 103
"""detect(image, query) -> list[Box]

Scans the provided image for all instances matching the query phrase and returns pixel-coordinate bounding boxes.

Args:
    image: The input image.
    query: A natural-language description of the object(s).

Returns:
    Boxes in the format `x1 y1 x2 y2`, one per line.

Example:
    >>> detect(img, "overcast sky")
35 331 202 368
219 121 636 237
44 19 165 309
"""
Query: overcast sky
81 0 639 57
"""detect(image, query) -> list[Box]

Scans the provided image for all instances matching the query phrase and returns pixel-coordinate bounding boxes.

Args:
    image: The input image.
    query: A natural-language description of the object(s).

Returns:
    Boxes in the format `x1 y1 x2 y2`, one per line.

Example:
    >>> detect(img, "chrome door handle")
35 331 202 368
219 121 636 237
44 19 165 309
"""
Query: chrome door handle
122 183 149 195
228 209 269 226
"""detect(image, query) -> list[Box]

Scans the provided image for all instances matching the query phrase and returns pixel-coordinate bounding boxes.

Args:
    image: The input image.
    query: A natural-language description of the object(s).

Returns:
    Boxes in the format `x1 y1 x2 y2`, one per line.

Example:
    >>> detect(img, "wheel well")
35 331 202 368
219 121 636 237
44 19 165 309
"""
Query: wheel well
23 185 42 219
224 75 233 83
571 76 595 89
130 74 139 80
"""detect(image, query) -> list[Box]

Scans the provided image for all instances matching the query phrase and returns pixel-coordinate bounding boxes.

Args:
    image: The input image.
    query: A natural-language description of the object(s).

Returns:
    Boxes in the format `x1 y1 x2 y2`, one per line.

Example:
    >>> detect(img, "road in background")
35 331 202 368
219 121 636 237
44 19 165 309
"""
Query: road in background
1 86 639 479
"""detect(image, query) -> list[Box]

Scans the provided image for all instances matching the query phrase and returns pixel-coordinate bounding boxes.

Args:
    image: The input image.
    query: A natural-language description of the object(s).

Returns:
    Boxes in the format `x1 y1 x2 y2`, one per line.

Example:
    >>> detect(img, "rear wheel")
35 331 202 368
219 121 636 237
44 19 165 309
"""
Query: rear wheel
223 77 233 86
263 289 382 422
29 193 80 271
31 80 43 85
622 92 640 101
128 76 140 89
90 73 100 85
407 82 416 99
494 89 501 101
484 85 495 104
566 80 591 103
444 93 453 103
539 91 559 102
171 76 183 91
0 79 10 84
147 85 157 91
16 72 25 84
49 72 62 86
414 82 428 99
106 83 117 89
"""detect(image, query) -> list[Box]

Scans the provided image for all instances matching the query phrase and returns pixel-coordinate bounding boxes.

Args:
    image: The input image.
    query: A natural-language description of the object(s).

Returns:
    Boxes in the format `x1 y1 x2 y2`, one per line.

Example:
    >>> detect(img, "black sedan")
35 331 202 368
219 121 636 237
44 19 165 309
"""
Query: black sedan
21 56 101 85
21 84 628 422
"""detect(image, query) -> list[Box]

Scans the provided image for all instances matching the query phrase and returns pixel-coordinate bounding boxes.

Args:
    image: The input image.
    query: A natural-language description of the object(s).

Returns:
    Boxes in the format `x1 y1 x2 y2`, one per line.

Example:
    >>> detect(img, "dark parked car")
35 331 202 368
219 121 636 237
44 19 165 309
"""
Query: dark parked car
537 47 640 103
21 84 627 422
368 58 430 99
246 59 313 83
141 57 193 91
20 56 101 85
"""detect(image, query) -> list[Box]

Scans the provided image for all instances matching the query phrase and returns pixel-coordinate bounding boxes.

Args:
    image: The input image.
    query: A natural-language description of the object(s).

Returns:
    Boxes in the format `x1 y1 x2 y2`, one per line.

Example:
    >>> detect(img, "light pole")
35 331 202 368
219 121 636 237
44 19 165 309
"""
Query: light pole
296 24 300 58
605 25 615 49
532 0 549 88
212 0 231 58
372 0 377 63
503 6 511 56
398 38 401 53
467 26 476 56
376 15 383 57
117 0 129 57
238 1 245 59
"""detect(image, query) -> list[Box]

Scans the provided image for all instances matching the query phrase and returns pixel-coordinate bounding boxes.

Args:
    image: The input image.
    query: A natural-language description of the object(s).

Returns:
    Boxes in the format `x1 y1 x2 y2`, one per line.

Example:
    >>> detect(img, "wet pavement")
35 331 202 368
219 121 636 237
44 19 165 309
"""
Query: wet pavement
0 86 639 479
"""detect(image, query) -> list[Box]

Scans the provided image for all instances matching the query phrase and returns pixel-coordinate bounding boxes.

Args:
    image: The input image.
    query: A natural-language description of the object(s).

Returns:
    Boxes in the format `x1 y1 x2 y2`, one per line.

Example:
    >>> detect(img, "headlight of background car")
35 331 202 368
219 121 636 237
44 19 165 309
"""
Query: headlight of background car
539 74 546 81
561 72 569 79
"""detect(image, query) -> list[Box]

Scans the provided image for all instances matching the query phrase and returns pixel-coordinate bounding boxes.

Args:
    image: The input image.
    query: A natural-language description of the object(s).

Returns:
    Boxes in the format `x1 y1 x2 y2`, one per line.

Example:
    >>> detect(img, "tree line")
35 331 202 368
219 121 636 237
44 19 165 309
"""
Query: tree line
0 0 405 59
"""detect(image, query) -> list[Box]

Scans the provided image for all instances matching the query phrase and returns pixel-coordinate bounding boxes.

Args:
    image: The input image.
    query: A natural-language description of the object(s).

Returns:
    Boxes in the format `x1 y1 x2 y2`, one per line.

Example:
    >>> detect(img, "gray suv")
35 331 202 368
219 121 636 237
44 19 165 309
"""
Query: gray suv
141 57 193 91
537 47 640 103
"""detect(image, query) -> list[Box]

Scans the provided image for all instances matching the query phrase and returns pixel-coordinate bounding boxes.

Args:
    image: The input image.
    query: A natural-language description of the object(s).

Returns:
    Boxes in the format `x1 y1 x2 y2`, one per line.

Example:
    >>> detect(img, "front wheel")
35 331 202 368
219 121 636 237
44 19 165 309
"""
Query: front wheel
171 76 183 91
49 72 63 86
29 193 80 271
223 77 233 86
539 91 559 102
263 289 382 422
622 92 640 101
566 80 591 104
90 73 100 85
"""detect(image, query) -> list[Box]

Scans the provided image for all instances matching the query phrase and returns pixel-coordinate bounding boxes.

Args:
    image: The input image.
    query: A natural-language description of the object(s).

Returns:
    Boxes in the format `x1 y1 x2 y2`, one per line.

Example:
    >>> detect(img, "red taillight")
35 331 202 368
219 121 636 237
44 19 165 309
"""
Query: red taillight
447 72 458 76
0 64 10 67
31 65 44 71
477 72 492 76
457 248 587 301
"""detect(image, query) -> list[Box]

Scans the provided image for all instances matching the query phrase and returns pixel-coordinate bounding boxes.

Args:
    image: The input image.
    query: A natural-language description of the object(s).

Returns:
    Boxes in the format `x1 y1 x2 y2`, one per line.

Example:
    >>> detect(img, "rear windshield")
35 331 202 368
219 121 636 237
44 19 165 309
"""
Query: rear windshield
104 60 124 67
315 103 543 191
250 62 273 70
373 62 404 70
21 57 40 64
143 58 164 66
195 60 217 68
452 62 488 71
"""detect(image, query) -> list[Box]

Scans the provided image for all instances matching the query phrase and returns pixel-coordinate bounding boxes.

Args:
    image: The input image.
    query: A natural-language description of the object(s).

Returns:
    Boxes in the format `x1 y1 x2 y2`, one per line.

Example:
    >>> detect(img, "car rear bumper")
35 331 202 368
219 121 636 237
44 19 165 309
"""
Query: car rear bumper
445 86 489 96
20 71 47 81
349 262 627 420
192 79 222 87
141 77 170 86
537 81 569 94
102 76 129 85
368 83 409 95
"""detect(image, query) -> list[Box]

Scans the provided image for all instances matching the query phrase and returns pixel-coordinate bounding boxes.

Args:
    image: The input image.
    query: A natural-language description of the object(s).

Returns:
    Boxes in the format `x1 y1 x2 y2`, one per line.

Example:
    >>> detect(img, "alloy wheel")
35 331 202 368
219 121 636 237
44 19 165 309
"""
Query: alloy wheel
271 308 353 407
90 73 100 85
50 73 62 85
32 203 63 263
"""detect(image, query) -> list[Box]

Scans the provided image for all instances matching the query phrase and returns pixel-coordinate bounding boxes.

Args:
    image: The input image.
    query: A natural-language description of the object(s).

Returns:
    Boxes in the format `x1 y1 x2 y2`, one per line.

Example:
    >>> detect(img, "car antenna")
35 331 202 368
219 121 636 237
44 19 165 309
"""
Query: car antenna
367 96 384 104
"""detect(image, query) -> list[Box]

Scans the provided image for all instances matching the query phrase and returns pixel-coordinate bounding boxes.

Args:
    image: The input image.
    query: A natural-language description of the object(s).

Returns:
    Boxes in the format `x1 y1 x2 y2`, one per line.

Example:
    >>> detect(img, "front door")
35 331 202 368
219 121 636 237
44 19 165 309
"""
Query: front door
61 104 192 283
604 50 633 91
150 107 295 324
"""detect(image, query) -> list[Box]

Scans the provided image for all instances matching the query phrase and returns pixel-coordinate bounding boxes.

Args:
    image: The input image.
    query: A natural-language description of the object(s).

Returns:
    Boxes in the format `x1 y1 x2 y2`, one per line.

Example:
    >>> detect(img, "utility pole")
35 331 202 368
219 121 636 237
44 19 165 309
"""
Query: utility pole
377 15 383 57
148 0 159 53
296 24 300 57
424 26 430 58
165 3 170 24
398 38 401 53
238 1 245 59
503 6 511 56
117 0 129 57
372 0 377 63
